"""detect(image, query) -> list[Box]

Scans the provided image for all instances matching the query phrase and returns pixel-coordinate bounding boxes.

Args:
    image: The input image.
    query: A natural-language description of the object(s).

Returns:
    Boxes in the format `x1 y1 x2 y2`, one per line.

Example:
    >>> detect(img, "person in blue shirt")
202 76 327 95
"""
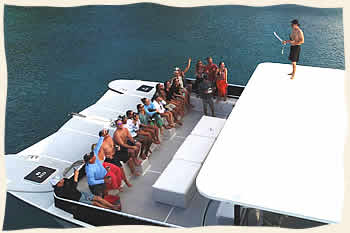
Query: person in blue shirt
141 97 168 130
84 136 107 196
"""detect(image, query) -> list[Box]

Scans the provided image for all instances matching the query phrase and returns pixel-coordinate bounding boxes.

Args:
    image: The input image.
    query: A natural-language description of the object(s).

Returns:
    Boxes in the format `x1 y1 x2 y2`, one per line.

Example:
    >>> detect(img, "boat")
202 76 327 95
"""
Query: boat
4 62 345 228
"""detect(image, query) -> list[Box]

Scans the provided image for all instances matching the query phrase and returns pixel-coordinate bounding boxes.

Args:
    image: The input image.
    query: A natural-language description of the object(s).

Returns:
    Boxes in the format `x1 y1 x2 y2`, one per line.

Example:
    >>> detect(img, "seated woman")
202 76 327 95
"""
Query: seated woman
141 97 170 130
155 83 184 120
137 103 162 141
152 95 176 128
123 114 151 160
174 57 192 97
51 169 121 211
164 80 186 115
169 78 189 108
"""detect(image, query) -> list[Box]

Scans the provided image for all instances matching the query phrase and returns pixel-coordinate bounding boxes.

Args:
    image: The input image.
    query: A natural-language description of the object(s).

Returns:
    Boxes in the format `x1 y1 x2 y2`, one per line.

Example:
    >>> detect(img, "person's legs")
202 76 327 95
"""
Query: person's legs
208 98 215 117
142 127 159 143
202 99 208 116
119 166 132 187
93 196 121 211
291 62 297 79
89 183 105 197
127 158 139 176
128 144 142 166
161 113 173 128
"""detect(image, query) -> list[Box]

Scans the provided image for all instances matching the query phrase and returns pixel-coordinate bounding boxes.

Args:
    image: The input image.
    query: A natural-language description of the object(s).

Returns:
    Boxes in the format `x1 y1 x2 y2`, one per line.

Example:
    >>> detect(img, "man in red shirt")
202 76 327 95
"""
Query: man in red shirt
204 57 218 83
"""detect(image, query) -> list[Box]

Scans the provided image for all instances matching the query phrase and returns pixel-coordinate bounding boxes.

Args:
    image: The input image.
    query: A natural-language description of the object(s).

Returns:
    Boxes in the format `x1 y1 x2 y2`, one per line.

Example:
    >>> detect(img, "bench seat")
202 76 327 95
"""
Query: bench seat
173 134 215 164
152 159 201 208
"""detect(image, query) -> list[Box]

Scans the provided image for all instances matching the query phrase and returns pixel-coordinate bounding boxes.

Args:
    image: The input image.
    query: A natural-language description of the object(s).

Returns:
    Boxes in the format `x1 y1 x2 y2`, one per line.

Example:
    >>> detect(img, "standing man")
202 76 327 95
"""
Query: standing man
283 19 304 80
198 74 215 117
204 56 218 84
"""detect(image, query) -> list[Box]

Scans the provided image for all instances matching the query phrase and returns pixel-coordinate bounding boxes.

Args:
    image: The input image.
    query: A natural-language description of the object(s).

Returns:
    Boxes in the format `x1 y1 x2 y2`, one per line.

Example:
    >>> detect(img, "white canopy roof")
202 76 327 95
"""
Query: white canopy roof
196 63 346 224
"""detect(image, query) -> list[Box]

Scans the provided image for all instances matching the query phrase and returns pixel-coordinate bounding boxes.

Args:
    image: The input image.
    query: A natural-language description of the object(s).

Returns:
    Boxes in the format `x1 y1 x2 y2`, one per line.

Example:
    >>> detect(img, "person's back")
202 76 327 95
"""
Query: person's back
198 77 215 116
54 178 81 201
199 78 213 99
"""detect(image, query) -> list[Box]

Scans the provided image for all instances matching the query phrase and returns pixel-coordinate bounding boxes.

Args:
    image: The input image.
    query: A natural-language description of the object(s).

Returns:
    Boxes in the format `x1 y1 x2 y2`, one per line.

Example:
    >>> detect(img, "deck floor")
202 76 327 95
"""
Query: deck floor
119 96 235 227
78 95 236 227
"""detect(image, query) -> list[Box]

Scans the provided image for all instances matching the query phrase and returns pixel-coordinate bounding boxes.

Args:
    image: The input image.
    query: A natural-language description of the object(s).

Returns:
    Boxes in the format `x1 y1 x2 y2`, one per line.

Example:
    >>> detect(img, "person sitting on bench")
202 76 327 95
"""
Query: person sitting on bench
51 169 121 211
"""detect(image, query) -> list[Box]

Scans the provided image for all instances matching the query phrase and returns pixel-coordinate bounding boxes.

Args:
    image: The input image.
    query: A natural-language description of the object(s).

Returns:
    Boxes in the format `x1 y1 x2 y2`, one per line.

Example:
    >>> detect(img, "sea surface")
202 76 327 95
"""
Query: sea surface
3 3 344 230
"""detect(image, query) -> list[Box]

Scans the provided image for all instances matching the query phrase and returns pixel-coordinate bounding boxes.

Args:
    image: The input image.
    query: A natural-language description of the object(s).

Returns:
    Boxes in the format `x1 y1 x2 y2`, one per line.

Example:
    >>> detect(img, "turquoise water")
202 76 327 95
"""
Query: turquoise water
3 3 344 229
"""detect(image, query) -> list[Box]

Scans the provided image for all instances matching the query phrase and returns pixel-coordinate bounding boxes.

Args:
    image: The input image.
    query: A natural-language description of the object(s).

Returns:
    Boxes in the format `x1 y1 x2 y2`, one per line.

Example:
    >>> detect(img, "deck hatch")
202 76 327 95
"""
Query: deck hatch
136 85 154 92
24 166 56 184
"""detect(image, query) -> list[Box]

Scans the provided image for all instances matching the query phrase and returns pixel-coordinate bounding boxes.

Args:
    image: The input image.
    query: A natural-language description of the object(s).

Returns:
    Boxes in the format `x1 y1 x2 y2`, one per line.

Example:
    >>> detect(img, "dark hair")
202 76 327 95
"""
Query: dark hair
141 98 147 104
83 152 94 163
137 104 143 111
99 130 103 137
133 113 139 119
291 19 300 26
151 94 159 102
207 56 212 60
126 110 133 118
155 83 161 93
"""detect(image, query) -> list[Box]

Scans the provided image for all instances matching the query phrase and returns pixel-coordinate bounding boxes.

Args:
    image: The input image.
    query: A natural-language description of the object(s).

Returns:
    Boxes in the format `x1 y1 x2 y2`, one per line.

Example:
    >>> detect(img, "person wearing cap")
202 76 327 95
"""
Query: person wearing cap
51 169 121 211
283 19 305 80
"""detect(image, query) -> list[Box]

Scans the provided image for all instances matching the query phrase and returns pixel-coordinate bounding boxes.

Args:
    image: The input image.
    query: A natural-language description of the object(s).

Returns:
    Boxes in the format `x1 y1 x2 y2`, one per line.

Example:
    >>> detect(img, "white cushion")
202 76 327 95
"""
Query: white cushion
173 135 215 164
191 116 226 138
152 160 201 208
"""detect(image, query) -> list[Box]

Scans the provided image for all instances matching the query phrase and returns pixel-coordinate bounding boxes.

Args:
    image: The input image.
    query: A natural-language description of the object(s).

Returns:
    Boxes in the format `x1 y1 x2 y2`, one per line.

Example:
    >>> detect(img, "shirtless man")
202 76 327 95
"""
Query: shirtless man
204 57 218 84
98 129 133 185
283 19 305 80
113 119 142 175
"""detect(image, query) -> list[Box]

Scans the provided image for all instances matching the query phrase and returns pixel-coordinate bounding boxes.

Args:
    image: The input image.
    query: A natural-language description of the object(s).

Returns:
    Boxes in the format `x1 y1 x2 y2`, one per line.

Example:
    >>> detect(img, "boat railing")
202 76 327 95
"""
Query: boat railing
185 78 245 99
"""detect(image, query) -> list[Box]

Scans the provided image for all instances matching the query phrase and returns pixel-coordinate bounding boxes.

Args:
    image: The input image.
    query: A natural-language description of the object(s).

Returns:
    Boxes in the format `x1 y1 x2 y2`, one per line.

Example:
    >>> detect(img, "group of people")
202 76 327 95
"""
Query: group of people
195 57 228 116
49 57 230 211
50 70 195 210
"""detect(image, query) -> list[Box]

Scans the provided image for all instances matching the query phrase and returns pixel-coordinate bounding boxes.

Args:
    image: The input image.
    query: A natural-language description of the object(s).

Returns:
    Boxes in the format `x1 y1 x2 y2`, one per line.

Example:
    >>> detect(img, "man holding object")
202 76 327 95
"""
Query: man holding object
283 19 304 80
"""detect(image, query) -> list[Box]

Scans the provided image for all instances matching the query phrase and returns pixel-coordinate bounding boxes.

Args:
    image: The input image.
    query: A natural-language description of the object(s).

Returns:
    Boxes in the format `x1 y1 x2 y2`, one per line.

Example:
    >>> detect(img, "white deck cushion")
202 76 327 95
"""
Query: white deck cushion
190 116 226 138
173 135 216 164
152 159 201 208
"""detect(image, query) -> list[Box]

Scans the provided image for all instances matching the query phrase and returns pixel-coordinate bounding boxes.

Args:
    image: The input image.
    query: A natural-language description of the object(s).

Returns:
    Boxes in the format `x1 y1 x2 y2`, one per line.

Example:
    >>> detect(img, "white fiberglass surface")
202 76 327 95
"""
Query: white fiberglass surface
95 90 146 113
197 63 346 224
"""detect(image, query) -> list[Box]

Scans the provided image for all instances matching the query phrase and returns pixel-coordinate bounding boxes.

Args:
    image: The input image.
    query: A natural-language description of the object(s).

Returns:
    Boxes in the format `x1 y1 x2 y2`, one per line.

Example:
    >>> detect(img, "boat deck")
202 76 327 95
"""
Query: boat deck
77 95 236 227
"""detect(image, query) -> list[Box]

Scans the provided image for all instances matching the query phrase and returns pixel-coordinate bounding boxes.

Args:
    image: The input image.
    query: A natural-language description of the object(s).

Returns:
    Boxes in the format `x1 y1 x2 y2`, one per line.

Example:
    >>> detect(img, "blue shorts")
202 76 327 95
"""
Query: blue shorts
79 192 95 205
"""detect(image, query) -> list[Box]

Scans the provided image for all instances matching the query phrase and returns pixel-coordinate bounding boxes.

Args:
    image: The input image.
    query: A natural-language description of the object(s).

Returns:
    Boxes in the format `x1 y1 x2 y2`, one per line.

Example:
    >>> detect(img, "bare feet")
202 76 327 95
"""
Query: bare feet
175 121 183 126
134 158 142 166
133 171 140 176
112 204 121 211
290 76 295 80
140 153 147 160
